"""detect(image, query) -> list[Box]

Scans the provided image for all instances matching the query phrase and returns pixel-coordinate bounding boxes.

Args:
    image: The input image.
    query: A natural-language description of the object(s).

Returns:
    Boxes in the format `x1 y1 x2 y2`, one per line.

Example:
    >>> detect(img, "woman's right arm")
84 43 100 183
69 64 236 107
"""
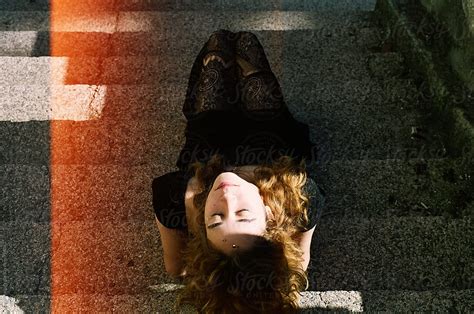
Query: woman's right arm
154 175 202 276
152 173 190 278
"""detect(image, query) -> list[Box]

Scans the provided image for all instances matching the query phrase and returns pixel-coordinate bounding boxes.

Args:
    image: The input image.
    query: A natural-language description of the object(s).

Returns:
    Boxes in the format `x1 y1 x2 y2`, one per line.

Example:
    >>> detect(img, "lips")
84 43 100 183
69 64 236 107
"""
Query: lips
216 182 239 191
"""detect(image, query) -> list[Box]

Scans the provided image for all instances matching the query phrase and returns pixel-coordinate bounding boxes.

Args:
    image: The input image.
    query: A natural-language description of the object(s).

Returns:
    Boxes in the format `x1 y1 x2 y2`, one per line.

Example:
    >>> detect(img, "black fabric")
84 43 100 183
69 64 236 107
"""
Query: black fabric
152 171 192 229
302 177 326 231
152 30 327 232
176 108 315 172
153 108 326 231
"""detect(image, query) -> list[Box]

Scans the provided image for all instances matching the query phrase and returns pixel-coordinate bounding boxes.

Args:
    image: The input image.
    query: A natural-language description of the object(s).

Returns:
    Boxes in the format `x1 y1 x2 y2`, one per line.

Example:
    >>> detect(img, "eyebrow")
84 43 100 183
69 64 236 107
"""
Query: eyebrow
207 218 256 230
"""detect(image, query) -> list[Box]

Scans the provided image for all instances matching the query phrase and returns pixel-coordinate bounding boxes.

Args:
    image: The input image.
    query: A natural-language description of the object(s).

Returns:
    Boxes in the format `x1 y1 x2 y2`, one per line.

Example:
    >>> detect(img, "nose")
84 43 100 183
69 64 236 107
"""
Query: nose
220 190 238 210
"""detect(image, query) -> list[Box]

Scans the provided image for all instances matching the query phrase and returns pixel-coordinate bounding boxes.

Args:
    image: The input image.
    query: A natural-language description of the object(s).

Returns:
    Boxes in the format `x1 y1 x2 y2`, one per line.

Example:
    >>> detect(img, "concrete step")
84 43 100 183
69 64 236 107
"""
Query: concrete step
0 27 383 57
0 85 107 122
0 107 443 165
3 158 471 224
311 216 473 291
0 28 407 121
283 51 405 84
2 220 165 296
0 77 420 122
0 50 407 91
0 10 373 32
0 56 188 86
0 159 473 222
0 118 185 165
287 77 421 116
0 163 164 223
318 158 473 219
0 24 405 123
0 1 377 12
3 216 472 296
310 126 446 166
0 121 50 164
3 290 473 312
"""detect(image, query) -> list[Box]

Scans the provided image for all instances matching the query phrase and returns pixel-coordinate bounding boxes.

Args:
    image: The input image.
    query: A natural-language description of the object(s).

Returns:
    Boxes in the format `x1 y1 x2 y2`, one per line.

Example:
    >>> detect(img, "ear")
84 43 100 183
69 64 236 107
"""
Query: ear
264 205 274 221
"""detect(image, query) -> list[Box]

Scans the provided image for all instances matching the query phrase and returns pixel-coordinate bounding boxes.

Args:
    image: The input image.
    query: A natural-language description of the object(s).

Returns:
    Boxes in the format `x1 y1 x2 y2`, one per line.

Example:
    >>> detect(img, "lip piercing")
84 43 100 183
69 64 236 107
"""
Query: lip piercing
232 244 238 248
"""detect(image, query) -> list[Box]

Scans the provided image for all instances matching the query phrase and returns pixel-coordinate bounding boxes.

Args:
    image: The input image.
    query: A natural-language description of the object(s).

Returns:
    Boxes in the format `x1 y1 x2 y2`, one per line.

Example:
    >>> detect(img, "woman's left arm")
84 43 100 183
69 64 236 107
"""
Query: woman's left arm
292 225 316 271
292 176 324 271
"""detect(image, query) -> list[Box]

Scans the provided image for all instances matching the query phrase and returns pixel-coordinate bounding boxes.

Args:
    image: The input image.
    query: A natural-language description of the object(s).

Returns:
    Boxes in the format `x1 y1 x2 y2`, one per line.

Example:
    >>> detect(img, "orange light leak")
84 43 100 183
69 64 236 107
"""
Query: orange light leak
48 2 166 311
49 1 73 311
49 1 116 311
48 1 286 311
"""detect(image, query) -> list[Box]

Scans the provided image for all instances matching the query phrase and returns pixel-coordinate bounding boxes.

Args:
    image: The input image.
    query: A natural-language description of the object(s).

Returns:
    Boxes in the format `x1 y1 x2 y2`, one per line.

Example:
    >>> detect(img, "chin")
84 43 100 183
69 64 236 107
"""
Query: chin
215 172 240 183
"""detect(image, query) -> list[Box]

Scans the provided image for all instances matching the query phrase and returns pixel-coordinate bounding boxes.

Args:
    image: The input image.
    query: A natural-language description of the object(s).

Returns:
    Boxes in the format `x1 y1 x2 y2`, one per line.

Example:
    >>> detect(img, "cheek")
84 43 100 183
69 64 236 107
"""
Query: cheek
203 200 209 217
204 192 215 216
204 191 212 207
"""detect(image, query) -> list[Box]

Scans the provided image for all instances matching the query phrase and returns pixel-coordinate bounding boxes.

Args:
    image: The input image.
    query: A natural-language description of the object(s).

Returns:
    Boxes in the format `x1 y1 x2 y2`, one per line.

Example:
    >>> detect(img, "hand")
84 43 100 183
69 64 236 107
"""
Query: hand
177 267 188 283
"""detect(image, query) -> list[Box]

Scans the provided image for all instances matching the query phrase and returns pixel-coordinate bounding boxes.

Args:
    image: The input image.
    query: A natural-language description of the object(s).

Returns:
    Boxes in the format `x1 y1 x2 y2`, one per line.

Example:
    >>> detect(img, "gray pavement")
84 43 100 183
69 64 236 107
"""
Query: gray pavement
0 0 377 12
1 1 473 312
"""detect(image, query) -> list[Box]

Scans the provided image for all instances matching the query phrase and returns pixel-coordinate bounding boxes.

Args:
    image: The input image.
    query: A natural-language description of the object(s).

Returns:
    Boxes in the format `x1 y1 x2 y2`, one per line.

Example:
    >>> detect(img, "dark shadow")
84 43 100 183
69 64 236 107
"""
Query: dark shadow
1 1 52 313
0 0 50 11
32 31 50 56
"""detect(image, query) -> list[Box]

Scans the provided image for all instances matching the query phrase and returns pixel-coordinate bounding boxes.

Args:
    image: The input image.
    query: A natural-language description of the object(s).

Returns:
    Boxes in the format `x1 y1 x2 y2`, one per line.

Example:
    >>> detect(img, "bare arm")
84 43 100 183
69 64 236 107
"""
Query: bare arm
155 175 206 278
292 225 316 271
155 217 188 278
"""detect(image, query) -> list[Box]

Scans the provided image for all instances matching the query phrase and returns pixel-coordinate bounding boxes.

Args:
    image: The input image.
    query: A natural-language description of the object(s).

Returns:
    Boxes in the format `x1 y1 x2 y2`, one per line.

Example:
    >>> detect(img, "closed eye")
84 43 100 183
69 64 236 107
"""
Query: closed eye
207 218 256 230
211 209 249 217
208 209 252 230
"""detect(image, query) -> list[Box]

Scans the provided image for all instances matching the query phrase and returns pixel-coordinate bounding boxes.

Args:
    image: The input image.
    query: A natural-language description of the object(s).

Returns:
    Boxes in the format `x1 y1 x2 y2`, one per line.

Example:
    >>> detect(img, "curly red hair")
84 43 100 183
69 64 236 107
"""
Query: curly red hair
174 154 313 313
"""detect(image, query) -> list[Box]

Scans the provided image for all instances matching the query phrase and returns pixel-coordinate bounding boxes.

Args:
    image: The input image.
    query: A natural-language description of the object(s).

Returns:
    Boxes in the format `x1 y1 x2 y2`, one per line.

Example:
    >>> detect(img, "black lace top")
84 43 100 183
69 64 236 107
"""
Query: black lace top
152 109 327 232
